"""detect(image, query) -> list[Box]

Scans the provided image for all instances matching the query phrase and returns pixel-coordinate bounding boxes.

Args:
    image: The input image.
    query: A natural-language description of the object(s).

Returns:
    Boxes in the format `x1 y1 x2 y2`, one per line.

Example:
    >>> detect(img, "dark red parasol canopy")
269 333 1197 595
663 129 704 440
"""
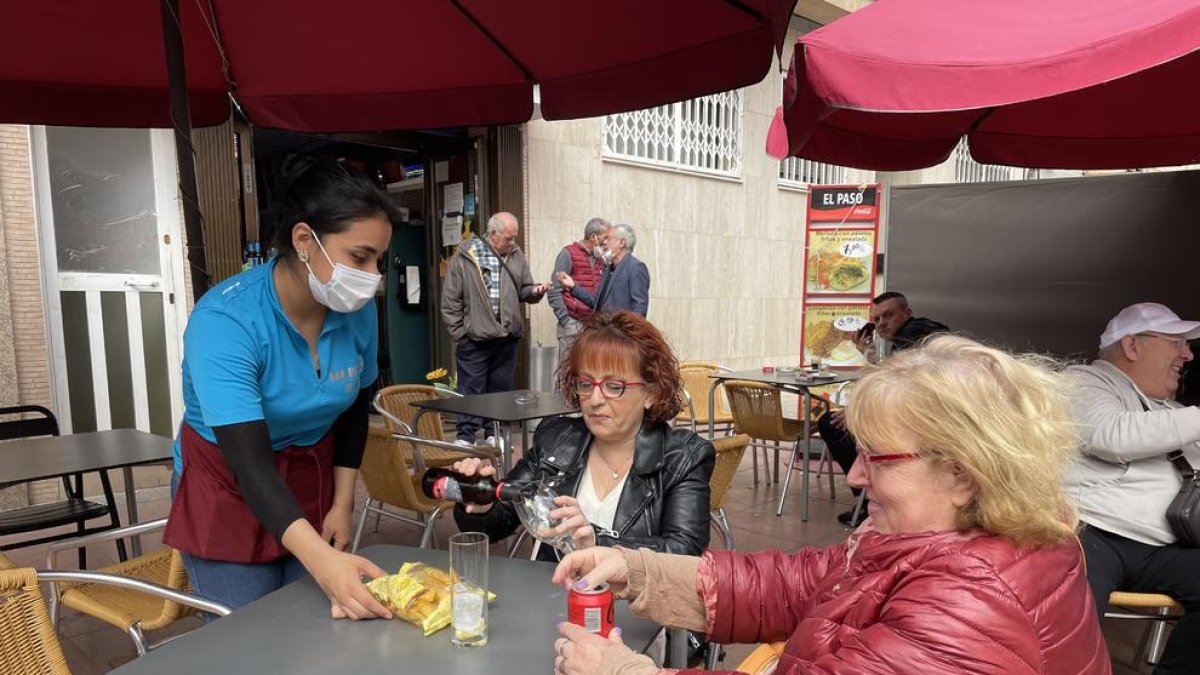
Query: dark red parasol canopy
776 0 1200 170
0 1 796 131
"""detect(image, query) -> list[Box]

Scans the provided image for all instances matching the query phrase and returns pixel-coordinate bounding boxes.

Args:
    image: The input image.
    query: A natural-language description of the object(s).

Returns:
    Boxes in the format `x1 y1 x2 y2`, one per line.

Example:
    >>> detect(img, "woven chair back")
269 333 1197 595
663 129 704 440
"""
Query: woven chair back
0 568 71 674
709 434 749 511
724 381 786 440
361 427 438 513
375 385 446 440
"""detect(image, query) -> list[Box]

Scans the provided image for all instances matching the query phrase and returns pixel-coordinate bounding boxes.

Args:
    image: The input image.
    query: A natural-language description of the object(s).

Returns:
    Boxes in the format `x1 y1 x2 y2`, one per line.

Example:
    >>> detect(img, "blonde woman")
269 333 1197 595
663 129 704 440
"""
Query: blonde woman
549 335 1112 675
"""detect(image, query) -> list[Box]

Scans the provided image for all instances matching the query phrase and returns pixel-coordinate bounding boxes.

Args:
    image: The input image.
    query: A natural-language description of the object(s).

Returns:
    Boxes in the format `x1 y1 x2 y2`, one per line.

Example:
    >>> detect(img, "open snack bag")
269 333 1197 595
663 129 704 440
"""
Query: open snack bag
366 562 496 636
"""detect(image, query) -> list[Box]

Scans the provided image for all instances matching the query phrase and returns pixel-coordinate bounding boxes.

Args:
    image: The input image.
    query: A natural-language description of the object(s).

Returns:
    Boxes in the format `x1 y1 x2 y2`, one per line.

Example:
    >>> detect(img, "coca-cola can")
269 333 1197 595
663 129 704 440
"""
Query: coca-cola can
568 583 614 637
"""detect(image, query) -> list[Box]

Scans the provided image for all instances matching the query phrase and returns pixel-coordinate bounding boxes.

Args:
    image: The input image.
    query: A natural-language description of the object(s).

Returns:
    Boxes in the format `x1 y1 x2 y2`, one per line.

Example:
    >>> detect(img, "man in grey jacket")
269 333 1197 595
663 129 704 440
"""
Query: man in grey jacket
440 212 549 443
1067 302 1200 674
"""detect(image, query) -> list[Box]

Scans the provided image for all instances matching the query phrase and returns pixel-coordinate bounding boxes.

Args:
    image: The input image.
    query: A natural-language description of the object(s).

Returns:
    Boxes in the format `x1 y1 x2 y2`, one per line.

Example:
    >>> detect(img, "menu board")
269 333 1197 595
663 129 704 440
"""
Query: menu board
805 229 876 295
804 184 881 298
800 302 870 368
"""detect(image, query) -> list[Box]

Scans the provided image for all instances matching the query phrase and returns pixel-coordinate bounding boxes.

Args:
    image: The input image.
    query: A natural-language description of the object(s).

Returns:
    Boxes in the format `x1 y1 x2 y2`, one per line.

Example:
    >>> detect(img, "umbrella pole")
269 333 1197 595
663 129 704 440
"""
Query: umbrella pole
160 0 210 300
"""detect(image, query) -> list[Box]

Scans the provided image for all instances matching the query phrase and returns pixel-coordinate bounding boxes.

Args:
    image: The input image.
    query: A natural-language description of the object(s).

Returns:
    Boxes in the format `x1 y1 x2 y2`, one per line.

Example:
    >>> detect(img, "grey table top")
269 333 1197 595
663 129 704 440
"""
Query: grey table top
712 368 863 390
112 544 663 675
0 428 173 485
412 389 577 423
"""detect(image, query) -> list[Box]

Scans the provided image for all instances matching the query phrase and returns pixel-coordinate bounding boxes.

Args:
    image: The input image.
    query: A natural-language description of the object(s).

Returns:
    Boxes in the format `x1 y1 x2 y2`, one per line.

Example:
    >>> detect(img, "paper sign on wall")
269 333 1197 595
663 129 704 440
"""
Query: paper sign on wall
441 215 463 247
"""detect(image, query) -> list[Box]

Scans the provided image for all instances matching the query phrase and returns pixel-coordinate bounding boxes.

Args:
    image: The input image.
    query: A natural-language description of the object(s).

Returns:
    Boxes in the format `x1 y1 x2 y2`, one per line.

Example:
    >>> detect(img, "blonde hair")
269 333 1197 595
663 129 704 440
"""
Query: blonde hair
845 334 1079 548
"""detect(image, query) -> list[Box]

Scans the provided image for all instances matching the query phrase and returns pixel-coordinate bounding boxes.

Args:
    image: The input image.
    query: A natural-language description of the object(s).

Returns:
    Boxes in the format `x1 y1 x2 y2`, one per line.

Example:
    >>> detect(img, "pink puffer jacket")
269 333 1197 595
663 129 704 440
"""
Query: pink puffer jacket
688 527 1111 674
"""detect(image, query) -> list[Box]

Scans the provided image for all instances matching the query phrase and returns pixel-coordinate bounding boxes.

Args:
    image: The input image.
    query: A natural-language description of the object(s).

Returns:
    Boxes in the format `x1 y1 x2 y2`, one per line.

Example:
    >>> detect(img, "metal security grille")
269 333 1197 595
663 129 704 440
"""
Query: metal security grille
778 157 847 187
602 91 743 177
953 139 1023 183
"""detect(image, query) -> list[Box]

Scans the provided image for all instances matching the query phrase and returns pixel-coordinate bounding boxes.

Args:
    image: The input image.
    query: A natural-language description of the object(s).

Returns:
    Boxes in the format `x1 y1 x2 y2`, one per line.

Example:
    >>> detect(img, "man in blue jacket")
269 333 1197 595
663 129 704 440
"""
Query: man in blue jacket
555 223 649 317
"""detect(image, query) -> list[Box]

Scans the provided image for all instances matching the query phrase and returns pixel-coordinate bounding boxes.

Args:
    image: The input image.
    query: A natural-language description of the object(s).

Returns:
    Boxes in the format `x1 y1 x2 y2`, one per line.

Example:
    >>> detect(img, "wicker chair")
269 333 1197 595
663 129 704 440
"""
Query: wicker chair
675 364 736 436
1106 591 1184 667
351 426 456 551
723 381 830 521
373 387 499 472
43 519 197 655
708 435 749 550
0 565 228 674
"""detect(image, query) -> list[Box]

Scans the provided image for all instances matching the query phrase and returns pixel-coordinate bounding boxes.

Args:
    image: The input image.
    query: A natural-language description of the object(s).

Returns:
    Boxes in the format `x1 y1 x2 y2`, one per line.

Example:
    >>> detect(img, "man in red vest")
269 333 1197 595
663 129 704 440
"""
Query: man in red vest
547 217 610 358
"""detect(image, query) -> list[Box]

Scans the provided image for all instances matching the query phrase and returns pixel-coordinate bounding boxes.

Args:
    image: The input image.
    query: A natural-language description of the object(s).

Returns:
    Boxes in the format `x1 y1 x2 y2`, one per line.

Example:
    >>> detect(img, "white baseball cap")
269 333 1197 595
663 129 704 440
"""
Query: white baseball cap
1099 303 1200 349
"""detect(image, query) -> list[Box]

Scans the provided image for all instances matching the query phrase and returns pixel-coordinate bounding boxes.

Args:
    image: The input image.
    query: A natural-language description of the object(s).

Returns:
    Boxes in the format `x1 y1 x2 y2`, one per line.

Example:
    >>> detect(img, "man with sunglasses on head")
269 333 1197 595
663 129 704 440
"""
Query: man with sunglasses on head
1067 302 1200 675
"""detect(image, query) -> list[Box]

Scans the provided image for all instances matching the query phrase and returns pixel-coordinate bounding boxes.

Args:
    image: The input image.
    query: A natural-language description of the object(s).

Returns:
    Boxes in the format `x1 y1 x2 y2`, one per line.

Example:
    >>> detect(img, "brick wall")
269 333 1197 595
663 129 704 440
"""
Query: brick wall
0 125 58 505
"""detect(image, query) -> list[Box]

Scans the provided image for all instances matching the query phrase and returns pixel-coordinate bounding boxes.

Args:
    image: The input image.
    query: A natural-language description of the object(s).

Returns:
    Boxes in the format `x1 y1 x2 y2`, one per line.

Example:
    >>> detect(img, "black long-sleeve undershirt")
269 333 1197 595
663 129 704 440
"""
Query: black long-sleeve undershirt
211 386 372 542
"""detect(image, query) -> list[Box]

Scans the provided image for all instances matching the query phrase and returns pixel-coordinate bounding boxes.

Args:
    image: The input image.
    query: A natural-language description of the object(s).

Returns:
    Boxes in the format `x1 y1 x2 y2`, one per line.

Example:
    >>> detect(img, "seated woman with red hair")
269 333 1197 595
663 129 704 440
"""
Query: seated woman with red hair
451 310 715 560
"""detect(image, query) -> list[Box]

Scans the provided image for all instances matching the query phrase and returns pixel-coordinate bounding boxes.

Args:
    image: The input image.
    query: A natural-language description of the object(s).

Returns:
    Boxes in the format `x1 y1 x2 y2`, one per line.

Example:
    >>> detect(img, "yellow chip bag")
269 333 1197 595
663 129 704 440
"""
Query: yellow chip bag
367 562 496 636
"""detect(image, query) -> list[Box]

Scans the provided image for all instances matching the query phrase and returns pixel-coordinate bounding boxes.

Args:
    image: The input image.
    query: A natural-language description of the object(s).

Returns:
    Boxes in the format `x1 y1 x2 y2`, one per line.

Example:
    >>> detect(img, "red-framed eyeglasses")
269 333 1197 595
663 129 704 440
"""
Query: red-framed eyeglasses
856 447 922 468
574 378 645 399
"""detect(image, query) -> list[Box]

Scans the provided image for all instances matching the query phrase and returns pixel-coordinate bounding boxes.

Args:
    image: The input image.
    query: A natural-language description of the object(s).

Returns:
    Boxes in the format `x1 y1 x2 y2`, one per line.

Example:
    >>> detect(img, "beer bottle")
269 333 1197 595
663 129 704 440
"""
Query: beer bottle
421 468 522 505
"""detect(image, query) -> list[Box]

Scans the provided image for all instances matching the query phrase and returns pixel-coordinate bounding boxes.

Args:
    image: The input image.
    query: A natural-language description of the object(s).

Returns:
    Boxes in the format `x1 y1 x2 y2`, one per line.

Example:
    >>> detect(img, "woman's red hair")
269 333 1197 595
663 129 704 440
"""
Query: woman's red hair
556 311 684 424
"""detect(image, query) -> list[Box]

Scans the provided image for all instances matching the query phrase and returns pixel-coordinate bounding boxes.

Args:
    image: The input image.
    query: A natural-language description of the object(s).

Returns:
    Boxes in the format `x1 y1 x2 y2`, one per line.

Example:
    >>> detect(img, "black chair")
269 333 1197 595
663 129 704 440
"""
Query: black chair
0 406 126 568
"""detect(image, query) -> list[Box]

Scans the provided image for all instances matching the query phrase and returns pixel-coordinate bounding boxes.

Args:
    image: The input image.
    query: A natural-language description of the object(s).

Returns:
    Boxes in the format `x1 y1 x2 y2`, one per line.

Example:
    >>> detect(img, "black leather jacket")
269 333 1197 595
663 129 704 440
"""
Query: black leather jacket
453 416 715 560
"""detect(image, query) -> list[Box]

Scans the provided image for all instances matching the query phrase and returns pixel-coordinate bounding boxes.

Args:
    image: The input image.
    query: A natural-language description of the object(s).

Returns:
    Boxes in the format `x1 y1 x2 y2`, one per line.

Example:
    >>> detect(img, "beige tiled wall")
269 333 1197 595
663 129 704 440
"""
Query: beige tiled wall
524 31 873 370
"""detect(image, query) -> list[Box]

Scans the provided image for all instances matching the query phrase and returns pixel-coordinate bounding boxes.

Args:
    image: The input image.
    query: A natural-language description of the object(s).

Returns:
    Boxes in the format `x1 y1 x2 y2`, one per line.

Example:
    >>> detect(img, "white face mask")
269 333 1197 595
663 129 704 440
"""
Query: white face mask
303 228 381 313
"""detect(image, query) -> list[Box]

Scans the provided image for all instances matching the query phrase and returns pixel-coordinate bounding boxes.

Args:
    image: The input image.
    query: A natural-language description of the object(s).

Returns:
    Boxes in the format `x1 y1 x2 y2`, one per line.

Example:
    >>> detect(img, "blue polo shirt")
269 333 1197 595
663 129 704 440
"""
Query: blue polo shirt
173 258 378 472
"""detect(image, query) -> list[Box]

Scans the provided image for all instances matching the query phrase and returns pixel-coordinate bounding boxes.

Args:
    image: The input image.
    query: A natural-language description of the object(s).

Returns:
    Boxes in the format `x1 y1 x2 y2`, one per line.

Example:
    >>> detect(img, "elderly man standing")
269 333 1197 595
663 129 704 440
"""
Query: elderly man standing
441 212 549 444
547 217 610 357
555 223 649 317
1066 302 1200 675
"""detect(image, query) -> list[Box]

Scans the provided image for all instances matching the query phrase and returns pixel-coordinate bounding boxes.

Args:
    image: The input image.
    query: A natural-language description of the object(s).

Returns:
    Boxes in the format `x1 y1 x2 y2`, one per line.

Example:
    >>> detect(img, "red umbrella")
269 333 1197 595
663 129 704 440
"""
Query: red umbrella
776 0 1200 170
1 0 796 130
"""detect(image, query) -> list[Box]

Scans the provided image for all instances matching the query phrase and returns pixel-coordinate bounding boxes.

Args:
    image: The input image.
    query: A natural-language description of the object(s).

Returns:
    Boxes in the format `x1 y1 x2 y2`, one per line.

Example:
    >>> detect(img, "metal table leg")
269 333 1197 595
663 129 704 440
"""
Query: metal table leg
706 379 722 440
494 420 512 476
668 628 688 668
122 466 142 557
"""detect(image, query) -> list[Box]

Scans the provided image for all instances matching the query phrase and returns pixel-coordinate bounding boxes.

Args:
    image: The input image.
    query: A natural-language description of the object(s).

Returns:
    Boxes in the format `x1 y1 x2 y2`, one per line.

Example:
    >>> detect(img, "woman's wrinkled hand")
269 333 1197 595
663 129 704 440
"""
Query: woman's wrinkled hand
309 549 392 621
552 547 629 595
450 457 496 514
554 622 641 675
546 496 596 550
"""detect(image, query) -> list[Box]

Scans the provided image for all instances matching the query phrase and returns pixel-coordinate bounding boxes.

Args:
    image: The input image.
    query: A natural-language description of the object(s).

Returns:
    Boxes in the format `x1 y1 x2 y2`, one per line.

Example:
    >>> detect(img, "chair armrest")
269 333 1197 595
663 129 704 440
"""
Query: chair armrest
36 569 232 617
681 389 697 421
46 518 169 570
372 393 416 433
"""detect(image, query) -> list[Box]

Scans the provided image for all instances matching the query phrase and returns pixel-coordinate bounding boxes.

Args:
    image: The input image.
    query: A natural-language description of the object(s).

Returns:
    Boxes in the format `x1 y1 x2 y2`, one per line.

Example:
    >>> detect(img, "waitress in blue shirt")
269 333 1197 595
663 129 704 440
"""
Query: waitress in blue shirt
164 158 394 619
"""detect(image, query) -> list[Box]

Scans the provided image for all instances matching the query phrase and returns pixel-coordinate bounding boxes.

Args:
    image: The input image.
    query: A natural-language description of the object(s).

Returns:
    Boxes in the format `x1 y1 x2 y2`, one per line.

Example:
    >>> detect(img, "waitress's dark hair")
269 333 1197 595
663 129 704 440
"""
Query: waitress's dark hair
269 156 398 261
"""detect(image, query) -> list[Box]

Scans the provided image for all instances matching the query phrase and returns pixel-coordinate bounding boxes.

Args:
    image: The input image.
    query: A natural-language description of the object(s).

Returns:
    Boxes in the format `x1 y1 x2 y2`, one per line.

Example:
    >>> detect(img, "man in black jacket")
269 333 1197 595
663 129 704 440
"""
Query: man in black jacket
819 292 948 526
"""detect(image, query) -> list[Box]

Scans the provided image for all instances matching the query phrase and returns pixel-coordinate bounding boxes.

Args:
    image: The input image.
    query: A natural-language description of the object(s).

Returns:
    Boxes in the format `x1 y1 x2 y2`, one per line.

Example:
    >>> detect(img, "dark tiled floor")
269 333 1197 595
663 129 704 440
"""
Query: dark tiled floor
2 444 1159 673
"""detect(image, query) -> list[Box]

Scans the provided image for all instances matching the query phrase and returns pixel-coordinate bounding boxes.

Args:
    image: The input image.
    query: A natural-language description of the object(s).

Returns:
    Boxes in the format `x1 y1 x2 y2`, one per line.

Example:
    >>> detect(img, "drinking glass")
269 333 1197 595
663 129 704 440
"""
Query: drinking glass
512 480 576 554
449 532 489 647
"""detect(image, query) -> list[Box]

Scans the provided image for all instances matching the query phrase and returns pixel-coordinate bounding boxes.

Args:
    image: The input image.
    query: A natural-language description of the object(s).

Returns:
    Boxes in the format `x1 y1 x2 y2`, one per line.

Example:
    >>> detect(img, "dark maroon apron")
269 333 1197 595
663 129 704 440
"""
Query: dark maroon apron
164 423 334 564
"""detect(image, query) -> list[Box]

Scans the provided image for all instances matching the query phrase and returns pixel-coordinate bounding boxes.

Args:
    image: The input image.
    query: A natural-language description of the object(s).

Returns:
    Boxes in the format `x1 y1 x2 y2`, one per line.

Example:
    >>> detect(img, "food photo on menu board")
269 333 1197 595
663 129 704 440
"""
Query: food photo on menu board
805 229 875 295
802 303 870 368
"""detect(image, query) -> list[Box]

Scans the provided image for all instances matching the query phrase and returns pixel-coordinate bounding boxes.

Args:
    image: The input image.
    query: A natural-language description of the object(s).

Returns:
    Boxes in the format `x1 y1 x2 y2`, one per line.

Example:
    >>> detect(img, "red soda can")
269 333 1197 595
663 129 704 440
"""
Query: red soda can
762 366 776 373
568 583 615 637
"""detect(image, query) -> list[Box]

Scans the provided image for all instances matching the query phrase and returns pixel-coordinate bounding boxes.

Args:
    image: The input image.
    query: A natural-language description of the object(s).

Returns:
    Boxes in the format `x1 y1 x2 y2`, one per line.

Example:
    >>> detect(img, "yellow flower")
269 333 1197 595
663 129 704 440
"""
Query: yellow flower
425 368 448 382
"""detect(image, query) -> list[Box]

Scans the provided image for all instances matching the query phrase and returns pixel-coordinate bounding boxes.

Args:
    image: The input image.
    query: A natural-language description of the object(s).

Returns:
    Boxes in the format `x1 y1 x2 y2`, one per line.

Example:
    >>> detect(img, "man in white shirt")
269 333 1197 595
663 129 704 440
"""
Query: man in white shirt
1066 302 1200 675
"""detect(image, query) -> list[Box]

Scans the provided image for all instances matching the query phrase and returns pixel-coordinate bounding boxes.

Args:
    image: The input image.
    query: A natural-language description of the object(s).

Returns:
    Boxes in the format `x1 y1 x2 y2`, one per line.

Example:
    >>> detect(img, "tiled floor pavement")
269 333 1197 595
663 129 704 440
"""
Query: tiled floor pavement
2 442 1158 674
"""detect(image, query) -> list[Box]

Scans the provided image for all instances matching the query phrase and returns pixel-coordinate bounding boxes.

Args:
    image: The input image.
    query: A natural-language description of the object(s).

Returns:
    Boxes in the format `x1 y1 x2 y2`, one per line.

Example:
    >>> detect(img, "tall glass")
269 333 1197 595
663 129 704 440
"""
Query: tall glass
449 532 489 647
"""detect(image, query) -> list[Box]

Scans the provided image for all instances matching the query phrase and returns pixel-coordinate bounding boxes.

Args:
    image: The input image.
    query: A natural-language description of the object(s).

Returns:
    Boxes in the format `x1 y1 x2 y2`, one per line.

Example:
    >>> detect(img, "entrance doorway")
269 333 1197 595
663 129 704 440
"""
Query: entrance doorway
30 127 189 436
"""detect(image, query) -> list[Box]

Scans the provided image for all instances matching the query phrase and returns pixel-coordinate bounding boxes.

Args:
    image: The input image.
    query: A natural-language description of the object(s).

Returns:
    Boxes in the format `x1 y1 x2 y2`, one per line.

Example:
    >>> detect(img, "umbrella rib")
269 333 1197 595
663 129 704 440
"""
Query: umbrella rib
448 0 536 83
719 0 765 21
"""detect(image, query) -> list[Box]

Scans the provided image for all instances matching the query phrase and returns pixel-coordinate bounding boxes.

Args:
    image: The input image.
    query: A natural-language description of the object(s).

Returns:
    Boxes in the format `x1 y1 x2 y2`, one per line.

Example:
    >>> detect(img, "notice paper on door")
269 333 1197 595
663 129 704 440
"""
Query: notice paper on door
444 183 464 215
441 215 464 247
405 265 421 305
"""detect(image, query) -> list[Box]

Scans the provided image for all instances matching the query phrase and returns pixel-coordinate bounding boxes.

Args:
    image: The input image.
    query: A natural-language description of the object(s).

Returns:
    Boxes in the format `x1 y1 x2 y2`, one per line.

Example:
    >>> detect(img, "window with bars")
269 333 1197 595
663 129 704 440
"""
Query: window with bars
602 91 743 178
778 157 848 187
953 139 1024 183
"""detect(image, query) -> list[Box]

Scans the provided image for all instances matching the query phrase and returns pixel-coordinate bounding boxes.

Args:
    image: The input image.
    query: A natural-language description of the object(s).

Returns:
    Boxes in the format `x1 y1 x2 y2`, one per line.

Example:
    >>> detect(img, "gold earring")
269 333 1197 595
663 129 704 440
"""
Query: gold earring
298 249 310 263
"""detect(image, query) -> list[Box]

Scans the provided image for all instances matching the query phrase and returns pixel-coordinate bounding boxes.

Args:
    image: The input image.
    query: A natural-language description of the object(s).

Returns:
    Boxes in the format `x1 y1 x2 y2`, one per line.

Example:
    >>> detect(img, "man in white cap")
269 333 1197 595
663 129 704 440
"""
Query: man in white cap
1066 302 1200 674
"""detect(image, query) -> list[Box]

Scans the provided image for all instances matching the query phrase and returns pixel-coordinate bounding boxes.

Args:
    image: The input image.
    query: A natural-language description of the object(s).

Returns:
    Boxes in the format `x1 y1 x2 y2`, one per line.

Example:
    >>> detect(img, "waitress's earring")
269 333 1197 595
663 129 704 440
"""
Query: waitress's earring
298 249 310 263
